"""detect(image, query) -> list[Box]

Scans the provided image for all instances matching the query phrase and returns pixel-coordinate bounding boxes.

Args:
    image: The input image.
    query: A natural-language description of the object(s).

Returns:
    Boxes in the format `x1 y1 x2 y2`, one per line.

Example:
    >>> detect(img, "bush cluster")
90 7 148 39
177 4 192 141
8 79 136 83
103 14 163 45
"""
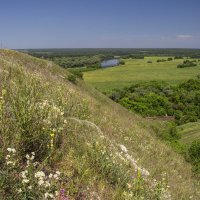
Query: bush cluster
109 78 200 125
177 60 197 68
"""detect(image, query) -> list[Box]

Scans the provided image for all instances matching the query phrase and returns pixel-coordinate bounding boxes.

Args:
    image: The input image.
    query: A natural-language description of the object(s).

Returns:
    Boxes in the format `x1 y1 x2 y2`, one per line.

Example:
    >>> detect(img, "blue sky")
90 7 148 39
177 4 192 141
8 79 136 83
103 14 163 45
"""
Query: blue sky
0 0 200 49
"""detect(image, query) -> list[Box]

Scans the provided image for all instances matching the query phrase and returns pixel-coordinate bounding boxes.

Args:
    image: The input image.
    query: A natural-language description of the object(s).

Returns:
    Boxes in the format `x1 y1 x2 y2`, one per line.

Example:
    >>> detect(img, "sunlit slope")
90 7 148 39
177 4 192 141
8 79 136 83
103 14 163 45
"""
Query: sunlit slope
84 57 200 92
0 50 199 199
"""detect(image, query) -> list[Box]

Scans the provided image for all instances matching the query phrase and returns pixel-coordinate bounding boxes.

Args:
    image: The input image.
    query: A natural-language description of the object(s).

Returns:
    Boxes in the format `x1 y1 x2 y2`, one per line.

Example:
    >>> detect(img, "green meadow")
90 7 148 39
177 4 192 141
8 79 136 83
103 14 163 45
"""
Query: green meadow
84 57 200 92
178 121 200 145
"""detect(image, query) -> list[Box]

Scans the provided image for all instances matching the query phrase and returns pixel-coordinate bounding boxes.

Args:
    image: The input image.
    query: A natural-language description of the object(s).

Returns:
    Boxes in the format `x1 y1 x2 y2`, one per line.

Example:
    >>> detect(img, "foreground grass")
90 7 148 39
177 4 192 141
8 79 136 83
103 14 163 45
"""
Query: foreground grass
0 50 199 199
84 57 200 92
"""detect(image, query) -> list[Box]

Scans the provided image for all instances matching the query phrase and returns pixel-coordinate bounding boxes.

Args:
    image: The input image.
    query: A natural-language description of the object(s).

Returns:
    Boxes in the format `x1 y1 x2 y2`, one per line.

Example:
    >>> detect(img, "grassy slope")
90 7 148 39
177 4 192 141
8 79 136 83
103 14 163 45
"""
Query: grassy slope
0 50 200 199
177 121 200 145
84 57 200 92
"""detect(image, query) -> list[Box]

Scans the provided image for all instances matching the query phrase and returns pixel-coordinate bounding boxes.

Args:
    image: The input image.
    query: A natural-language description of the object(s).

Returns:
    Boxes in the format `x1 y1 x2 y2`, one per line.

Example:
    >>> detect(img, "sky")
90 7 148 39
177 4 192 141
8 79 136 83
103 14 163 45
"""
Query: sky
0 0 200 49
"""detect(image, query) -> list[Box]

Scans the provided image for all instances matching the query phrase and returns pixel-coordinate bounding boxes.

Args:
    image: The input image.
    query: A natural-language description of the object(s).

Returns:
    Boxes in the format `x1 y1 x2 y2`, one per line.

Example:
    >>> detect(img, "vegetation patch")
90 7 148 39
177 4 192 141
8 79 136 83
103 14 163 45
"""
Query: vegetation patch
109 78 200 125
177 60 197 68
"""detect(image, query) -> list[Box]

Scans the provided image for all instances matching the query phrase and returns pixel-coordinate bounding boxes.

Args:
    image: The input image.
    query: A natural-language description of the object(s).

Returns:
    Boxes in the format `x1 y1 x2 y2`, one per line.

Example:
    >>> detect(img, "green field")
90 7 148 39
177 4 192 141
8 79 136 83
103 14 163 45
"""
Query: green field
177 121 200 145
84 57 200 92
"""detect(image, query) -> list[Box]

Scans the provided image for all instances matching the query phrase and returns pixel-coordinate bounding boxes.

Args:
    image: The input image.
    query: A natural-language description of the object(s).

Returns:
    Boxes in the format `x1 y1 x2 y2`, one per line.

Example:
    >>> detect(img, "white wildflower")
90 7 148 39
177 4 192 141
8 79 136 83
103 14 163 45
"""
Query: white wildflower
119 145 128 153
5 155 11 160
21 170 28 179
22 179 29 184
49 173 53 178
17 188 22 193
30 155 35 160
7 148 16 153
45 192 54 199
26 160 30 167
28 185 32 190
44 192 49 199
38 179 44 186
53 174 59 179
44 181 50 188
33 162 39 167
56 171 61 176
6 161 14 165
140 168 150 177
35 171 45 179
12 148 16 153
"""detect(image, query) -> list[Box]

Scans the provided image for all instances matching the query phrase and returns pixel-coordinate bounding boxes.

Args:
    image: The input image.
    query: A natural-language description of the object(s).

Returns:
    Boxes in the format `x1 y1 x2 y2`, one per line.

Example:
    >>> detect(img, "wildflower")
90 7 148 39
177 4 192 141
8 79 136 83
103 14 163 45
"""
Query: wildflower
33 162 39 167
38 179 44 186
44 181 50 188
5 155 11 159
7 148 12 152
44 192 54 199
56 171 61 176
28 186 32 190
44 193 49 199
60 189 65 196
53 174 59 179
22 179 29 184
127 183 132 189
50 133 55 137
30 155 35 160
17 188 22 193
6 161 15 166
140 168 150 177
7 148 16 153
35 171 45 179
119 145 128 153
26 160 30 166
21 170 28 179
49 173 53 178
55 191 59 196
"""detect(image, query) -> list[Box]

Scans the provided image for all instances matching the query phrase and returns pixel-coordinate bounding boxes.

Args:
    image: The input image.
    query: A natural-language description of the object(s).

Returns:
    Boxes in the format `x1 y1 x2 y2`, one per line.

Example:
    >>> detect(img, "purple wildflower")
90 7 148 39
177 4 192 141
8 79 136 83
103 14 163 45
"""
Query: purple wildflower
60 189 69 200
60 189 65 196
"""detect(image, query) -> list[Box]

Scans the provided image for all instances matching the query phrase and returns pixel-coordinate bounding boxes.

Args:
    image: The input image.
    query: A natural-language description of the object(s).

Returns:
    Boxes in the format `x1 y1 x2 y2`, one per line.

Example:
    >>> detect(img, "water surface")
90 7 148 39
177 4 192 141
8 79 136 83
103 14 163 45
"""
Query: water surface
101 59 119 68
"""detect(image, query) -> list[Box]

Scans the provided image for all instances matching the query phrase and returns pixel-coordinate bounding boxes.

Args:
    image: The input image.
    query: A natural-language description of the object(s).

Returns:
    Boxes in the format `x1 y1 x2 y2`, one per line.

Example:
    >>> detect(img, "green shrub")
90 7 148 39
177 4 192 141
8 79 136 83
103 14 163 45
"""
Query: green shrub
188 140 200 173
188 140 200 163
70 70 83 79
177 60 197 68
67 74 76 84
119 60 125 65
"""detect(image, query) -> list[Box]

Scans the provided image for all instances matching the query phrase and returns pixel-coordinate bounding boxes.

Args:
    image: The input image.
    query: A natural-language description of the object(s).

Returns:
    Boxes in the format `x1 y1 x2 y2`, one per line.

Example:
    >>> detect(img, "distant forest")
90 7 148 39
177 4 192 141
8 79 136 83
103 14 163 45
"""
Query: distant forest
19 48 200 58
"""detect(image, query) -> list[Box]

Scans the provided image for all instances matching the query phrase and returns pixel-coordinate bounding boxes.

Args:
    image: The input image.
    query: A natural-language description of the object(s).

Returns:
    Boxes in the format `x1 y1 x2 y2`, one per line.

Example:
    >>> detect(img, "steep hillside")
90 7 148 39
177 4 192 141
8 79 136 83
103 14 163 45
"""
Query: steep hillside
0 50 199 200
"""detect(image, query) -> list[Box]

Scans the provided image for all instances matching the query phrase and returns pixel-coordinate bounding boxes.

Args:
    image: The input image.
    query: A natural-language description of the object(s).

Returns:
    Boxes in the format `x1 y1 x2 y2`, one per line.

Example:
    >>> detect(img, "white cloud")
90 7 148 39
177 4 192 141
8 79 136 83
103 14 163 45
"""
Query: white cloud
177 34 193 39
